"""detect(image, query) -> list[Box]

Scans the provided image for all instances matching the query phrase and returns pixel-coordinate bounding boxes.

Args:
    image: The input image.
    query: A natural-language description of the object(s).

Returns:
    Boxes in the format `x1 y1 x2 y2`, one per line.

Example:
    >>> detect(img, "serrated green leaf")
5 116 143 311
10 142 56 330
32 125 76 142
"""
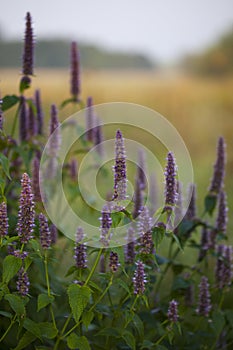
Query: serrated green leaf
152 225 165 249
5 294 25 317
205 193 217 216
38 322 58 339
122 330 136 350
0 153 11 179
23 318 42 340
67 284 91 323
82 310 94 329
88 280 103 292
3 255 22 284
13 331 36 350
2 95 20 112
133 314 144 341
67 333 91 350
37 294 54 311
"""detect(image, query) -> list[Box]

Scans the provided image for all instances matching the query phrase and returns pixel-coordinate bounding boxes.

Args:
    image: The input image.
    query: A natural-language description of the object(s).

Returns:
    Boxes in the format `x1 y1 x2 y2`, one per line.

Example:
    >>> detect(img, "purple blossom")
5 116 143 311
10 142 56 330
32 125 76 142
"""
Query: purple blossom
35 89 43 135
70 158 78 182
0 202 8 237
196 276 211 317
164 152 177 210
0 106 4 130
138 206 153 254
168 299 179 323
17 267 30 297
94 119 104 157
198 226 209 262
32 153 41 202
113 130 127 201
149 173 157 215
100 204 112 247
133 177 144 219
185 184 197 221
86 96 94 142
216 191 228 235
70 41 81 101
48 104 61 157
125 226 136 264
137 148 147 191
39 213 51 250
19 96 28 142
17 173 35 244
215 245 232 289
50 224 58 245
133 260 147 295
28 102 37 138
209 137 226 194
22 12 34 76
74 227 87 269
109 251 120 272
12 250 29 260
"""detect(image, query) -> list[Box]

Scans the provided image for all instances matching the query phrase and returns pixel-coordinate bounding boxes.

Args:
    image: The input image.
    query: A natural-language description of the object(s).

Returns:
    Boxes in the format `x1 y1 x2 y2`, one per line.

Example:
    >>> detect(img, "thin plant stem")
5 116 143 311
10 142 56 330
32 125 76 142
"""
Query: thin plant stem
84 248 103 286
44 251 56 329
0 314 17 343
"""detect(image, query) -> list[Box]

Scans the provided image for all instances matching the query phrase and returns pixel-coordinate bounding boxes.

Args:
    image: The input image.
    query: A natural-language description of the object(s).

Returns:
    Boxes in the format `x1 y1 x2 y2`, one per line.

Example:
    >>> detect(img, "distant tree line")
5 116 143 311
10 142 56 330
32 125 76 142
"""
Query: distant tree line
0 38 155 70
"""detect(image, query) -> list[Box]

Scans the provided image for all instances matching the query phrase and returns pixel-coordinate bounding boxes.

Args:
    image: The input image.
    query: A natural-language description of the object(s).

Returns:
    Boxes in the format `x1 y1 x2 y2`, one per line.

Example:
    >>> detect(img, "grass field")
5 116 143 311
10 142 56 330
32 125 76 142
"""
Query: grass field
1 68 233 235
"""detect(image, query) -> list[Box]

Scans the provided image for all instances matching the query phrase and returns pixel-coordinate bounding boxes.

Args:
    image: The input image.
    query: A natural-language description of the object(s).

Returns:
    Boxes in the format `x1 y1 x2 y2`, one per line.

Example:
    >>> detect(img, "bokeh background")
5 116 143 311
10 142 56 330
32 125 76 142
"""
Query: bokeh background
1 0 233 240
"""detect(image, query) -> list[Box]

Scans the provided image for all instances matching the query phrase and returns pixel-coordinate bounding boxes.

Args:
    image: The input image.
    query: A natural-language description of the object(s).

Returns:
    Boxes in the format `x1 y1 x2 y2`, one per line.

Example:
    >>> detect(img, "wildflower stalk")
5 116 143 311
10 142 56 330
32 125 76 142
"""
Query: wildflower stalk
44 250 56 329
84 248 103 286
0 314 17 343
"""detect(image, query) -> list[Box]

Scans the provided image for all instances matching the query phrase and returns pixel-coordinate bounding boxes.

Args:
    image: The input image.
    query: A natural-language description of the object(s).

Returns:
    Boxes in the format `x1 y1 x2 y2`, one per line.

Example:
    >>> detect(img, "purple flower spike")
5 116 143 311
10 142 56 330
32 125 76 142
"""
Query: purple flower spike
70 41 81 101
74 227 87 269
100 204 112 247
133 177 144 219
17 267 30 297
223 246 233 288
198 226 209 262
168 299 179 323
113 130 127 201
215 245 232 289
0 202 8 237
39 213 51 250
185 184 197 221
48 104 61 157
164 152 177 210
70 158 78 182
94 119 104 157
35 89 43 135
50 224 58 244
17 173 35 244
138 206 153 254
216 191 228 236
125 226 136 264
86 96 94 142
137 149 147 191
109 251 120 273
19 96 28 142
209 137 226 194
32 153 41 202
22 12 34 76
133 260 147 295
28 103 37 139
196 276 211 317
0 105 4 130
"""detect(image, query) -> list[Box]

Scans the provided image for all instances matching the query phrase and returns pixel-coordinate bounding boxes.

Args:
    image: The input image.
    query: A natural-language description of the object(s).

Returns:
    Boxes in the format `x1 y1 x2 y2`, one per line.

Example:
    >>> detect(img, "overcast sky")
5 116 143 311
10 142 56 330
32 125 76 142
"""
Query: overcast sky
1 0 233 62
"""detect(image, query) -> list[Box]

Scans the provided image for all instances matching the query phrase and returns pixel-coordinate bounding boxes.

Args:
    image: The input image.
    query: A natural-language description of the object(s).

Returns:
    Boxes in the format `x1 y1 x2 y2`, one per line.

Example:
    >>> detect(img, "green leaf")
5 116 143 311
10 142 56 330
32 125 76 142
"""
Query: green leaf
2 95 20 112
2 255 22 284
152 225 165 249
82 310 94 329
23 318 42 340
226 309 233 329
212 310 225 335
140 340 157 349
96 327 120 337
118 279 131 295
122 330 136 350
67 333 91 350
5 294 26 317
0 153 11 179
0 310 12 318
67 284 91 323
205 193 217 216
172 233 183 251
20 78 31 94
111 212 124 228
13 331 36 350
37 294 54 312
65 265 77 277
133 314 144 341
172 276 190 291
38 322 58 339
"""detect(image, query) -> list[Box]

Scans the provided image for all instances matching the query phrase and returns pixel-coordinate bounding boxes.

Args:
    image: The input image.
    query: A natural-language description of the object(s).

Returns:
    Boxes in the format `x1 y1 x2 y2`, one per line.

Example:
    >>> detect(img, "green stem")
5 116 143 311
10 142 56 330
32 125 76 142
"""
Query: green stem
44 251 56 329
0 314 17 342
84 248 103 286
89 274 113 312
124 295 139 329
154 332 168 346
10 103 20 138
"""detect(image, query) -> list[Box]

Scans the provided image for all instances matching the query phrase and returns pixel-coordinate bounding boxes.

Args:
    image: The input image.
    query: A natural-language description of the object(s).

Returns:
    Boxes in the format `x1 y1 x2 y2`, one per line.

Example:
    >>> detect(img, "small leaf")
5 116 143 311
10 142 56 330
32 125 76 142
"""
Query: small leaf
82 310 94 329
2 95 20 112
23 318 42 340
122 330 136 350
65 265 77 277
205 193 217 216
152 225 165 249
111 212 124 228
5 294 25 317
37 294 54 312
96 327 120 337
13 331 36 350
67 333 91 350
38 322 58 339
67 284 91 323
0 310 13 318
3 255 22 284
0 153 11 179
172 233 183 251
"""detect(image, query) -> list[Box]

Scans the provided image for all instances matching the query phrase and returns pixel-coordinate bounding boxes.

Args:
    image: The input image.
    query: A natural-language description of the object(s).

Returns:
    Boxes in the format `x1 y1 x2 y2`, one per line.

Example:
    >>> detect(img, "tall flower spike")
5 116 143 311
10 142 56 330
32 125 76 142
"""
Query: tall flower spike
185 183 197 221
94 118 104 157
113 130 127 201
196 276 211 317
215 245 232 289
209 136 226 194
168 300 179 323
133 177 144 219
216 191 228 236
19 96 28 142
70 158 78 182
35 89 43 135
138 206 153 254
17 173 35 244
174 181 183 228
70 41 81 101
32 153 41 202
22 12 34 76
198 226 209 262
133 260 147 295
28 103 37 139
86 96 94 142
50 224 58 244
164 152 177 210
149 173 157 216
137 148 147 191
74 227 87 269
125 226 136 264
17 267 30 297
222 246 232 288
0 202 8 237
100 204 112 247
0 102 4 130
109 251 120 273
39 213 51 250
48 104 61 157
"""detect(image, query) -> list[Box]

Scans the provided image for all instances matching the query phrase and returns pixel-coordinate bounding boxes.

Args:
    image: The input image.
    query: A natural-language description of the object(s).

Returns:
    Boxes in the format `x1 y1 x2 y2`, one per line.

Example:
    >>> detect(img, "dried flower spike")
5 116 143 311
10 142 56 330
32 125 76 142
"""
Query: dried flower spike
22 12 34 76
164 151 177 210
17 267 30 297
39 213 51 250
168 299 179 323
70 41 81 101
109 251 120 272
133 260 147 295
196 276 211 317
17 173 35 244
0 202 9 237
113 130 127 201
209 136 226 194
